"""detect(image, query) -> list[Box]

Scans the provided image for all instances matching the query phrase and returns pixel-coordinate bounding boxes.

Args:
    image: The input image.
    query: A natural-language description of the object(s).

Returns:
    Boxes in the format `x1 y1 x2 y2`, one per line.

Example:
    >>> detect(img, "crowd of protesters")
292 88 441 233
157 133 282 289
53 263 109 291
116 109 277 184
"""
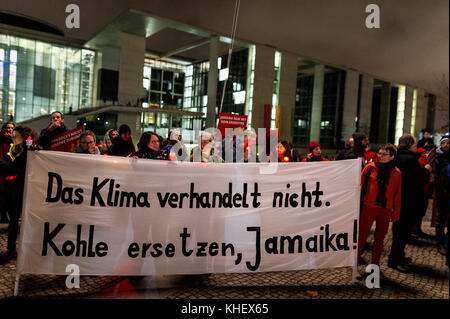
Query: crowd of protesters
0 111 448 276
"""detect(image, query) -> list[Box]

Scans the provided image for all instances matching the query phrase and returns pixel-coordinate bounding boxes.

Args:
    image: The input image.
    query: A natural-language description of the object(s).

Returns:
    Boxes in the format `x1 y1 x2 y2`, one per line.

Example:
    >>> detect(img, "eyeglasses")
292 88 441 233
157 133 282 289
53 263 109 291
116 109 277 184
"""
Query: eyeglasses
377 152 390 157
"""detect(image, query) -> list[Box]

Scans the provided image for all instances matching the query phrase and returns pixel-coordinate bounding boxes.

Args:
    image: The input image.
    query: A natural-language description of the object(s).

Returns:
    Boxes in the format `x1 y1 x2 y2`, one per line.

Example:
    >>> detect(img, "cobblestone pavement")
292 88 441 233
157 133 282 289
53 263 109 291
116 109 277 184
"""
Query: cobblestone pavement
0 204 448 299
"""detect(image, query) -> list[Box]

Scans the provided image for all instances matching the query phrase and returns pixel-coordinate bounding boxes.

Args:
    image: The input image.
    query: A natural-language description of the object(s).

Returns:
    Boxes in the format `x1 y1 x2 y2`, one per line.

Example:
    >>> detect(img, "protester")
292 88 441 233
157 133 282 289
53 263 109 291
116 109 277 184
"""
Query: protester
388 134 429 273
76 130 104 155
0 122 14 224
417 129 436 152
191 132 217 162
434 133 449 256
336 133 367 165
358 144 402 268
0 125 38 262
98 129 118 155
277 140 293 162
109 124 136 157
161 129 187 161
289 141 301 162
412 147 432 238
302 141 329 162
131 131 168 160
38 111 68 150
364 143 378 165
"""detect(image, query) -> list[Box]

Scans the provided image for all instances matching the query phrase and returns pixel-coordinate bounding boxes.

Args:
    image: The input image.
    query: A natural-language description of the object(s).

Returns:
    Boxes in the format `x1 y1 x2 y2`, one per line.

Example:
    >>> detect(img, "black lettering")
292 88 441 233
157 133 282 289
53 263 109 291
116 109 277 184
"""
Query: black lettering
264 237 278 254
196 242 208 256
246 226 261 271
90 177 109 206
179 193 189 209
42 222 65 256
107 179 115 206
137 193 150 208
273 192 283 208
312 182 323 207
301 182 312 207
200 193 211 208
212 192 223 208
61 187 73 204
128 242 139 258
62 240 75 256
233 192 242 208
306 235 318 252
280 235 302 253
180 228 193 256
242 183 249 208
325 224 337 251
168 193 178 208
189 183 200 208
95 242 108 257
74 188 84 204
150 243 163 257
76 224 86 256
46 172 62 203
289 193 299 207
336 233 350 251
209 242 219 256
251 183 261 208
165 243 175 257
142 242 152 257
157 192 170 207
120 191 137 207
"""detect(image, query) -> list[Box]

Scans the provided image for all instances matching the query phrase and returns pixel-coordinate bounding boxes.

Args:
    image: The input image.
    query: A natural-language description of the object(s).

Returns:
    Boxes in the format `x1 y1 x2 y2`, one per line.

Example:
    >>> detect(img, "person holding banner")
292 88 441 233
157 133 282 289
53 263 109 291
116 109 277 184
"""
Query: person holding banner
358 144 402 270
109 124 136 157
0 125 38 262
98 129 118 155
0 122 14 224
434 134 449 256
38 111 68 150
76 131 104 155
131 131 169 160
277 140 293 162
302 141 329 162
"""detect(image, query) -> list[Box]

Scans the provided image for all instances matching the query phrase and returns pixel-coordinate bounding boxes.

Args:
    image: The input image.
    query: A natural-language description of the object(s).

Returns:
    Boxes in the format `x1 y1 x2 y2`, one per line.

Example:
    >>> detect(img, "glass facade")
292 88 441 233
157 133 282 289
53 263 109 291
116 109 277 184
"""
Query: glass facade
293 75 314 146
0 33 95 123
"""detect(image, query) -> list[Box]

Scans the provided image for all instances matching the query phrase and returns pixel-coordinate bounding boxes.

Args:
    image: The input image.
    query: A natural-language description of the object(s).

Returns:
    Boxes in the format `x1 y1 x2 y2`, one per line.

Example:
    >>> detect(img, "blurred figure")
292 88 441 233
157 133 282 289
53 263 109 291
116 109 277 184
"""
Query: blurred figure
434 134 449 256
109 124 136 157
0 122 14 223
417 129 436 152
277 140 293 162
161 129 187 161
98 129 118 155
38 111 68 150
412 148 432 238
191 132 217 162
0 125 38 262
336 133 367 166
302 141 329 162
364 142 378 165
131 131 168 160
76 131 104 155
289 141 300 162
388 134 429 273
358 144 401 268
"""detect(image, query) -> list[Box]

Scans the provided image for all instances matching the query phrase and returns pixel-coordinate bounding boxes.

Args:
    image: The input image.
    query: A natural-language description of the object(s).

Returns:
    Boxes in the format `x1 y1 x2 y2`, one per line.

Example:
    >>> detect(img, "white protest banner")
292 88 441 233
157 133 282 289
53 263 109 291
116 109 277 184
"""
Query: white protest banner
17 151 361 276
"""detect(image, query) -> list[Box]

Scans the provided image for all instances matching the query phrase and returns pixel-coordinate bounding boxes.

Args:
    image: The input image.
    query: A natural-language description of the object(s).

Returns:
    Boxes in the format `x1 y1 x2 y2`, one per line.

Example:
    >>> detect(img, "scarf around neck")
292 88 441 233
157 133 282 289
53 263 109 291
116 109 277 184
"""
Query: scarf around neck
375 160 396 207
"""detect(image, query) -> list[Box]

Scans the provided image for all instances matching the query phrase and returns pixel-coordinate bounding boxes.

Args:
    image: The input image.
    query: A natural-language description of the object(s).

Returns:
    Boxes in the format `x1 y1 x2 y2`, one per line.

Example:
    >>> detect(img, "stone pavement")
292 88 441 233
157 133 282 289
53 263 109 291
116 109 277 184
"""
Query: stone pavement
0 203 448 299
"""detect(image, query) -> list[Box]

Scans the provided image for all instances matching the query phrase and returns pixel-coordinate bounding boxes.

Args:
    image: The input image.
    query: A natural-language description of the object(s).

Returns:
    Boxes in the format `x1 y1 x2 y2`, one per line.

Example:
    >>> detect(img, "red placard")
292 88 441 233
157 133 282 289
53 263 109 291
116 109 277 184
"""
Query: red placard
217 113 248 138
50 126 85 152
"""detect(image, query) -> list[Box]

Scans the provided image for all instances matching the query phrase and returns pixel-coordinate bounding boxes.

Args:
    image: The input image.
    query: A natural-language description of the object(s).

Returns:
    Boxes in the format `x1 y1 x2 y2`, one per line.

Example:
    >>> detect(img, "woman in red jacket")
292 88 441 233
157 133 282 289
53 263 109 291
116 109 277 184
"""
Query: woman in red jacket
358 143 402 267
302 141 329 162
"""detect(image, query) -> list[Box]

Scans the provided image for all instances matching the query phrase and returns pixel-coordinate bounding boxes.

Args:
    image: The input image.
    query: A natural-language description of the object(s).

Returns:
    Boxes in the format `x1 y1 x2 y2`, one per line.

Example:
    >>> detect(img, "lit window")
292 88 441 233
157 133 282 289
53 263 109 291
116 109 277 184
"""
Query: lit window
10 50 17 63
233 91 246 104
219 68 229 81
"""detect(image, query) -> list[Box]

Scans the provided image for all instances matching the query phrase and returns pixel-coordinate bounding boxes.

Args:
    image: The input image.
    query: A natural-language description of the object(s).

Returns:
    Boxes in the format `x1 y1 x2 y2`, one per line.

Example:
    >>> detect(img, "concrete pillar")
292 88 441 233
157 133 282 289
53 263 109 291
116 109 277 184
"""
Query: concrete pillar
309 64 324 142
378 82 391 143
118 33 146 106
341 70 359 139
414 88 427 136
117 111 141 148
402 86 414 135
278 51 297 141
251 45 275 130
206 36 219 128
358 75 374 137
94 45 121 106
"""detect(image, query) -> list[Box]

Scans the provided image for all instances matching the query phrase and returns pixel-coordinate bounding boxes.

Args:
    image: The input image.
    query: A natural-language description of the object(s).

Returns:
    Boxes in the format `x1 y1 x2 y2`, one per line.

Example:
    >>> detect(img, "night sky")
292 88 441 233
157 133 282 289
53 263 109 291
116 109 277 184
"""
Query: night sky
1 0 448 94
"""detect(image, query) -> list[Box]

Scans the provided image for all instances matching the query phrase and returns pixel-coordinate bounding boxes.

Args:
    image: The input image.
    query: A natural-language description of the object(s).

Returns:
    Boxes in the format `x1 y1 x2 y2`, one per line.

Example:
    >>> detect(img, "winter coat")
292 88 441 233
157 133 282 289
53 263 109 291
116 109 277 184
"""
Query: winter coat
434 147 450 199
301 155 329 162
109 138 136 157
39 123 68 150
361 162 402 222
395 149 429 217
131 146 169 160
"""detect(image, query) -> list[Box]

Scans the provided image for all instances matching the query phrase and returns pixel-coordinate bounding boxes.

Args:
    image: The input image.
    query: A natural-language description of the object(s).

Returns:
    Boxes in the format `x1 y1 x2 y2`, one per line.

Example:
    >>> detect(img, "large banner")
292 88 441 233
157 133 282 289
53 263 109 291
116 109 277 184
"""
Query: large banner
50 126 85 152
17 151 361 276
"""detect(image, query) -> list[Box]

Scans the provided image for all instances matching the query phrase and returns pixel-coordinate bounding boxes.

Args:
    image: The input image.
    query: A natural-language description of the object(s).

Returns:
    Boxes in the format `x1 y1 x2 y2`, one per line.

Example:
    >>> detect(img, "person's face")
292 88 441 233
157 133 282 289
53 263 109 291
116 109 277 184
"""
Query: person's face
121 132 131 141
440 139 449 151
312 147 322 157
3 124 14 138
377 149 395 164
51 112 64 126
278 143 286 155
362 138 369 148
80 135 95 151
423 132 430 139
12 130 24 146
148 134 160 151
110 130 118 141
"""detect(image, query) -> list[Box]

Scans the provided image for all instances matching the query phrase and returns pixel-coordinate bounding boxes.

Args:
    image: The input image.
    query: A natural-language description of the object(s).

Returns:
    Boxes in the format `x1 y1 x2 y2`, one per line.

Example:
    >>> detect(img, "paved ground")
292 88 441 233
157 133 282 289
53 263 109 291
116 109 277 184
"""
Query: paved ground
0 203 448 299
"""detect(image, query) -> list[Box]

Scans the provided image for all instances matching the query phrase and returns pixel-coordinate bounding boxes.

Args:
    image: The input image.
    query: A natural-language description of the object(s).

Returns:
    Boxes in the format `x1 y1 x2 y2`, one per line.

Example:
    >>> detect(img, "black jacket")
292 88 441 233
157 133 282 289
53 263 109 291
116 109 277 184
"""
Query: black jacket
435 147 450 199
395 149 428 215
417 137 436 152
131 146 168 160
39 123 68 150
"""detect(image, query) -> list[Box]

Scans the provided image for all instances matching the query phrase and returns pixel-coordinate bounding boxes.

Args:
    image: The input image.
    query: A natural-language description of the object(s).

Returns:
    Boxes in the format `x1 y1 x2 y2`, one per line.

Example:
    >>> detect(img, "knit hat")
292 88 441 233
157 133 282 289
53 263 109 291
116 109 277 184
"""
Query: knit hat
309 141 320 152
440 133 449 145
414 147 427 154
